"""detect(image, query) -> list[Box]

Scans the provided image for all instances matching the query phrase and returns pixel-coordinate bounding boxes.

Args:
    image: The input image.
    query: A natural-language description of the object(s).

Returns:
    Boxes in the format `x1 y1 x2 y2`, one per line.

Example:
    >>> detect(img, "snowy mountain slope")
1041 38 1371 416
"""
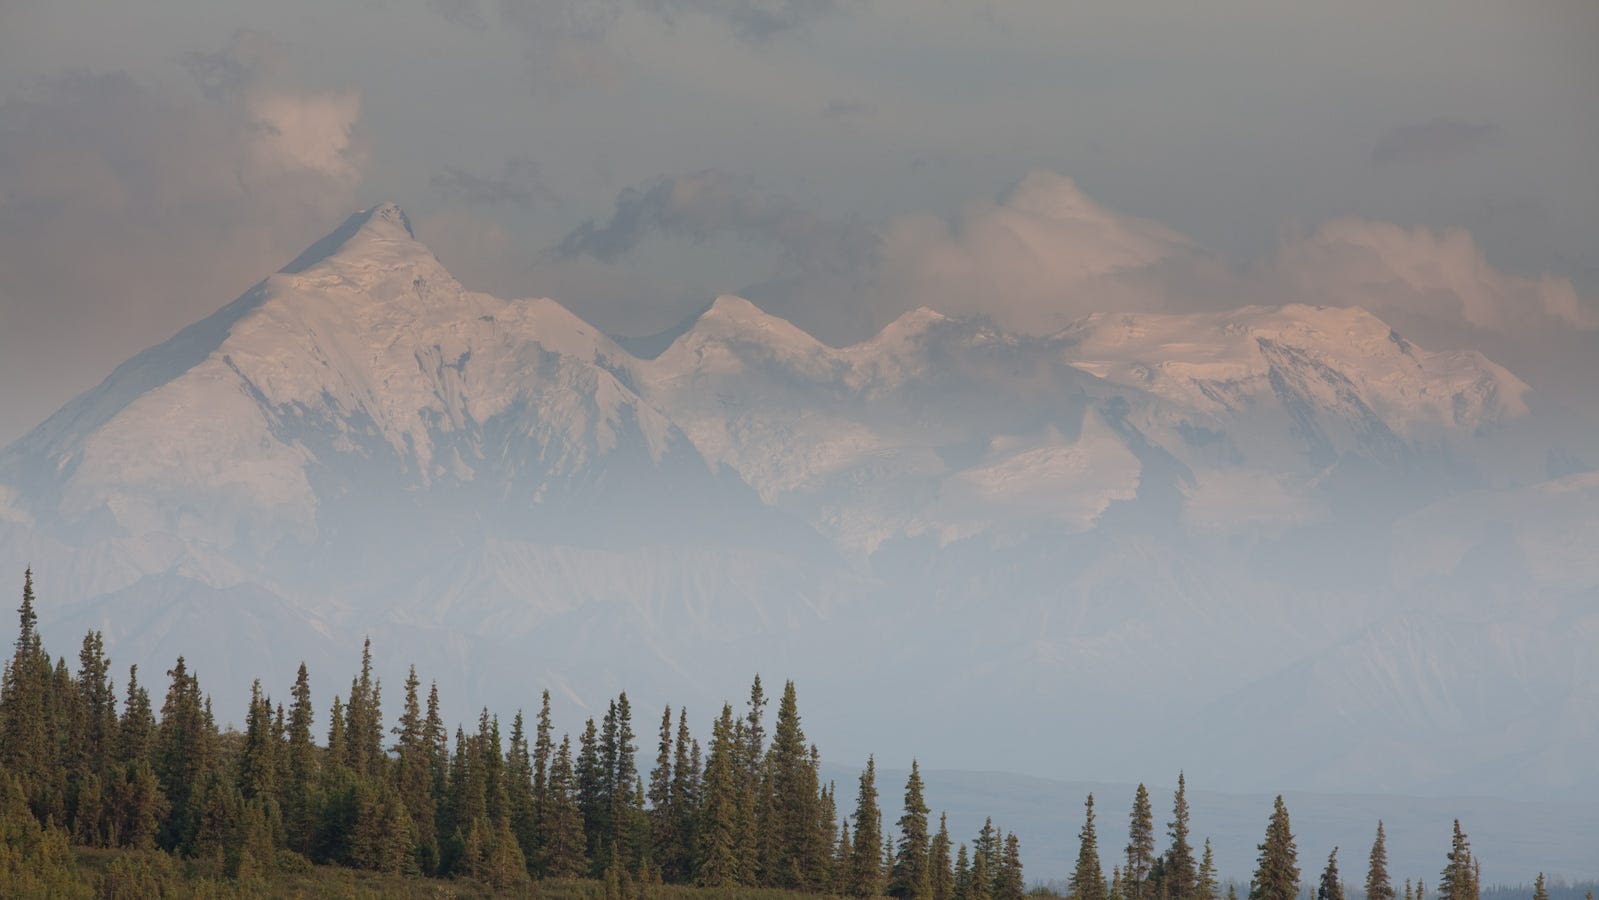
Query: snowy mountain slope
0 203 1587 802
627 296 1529 551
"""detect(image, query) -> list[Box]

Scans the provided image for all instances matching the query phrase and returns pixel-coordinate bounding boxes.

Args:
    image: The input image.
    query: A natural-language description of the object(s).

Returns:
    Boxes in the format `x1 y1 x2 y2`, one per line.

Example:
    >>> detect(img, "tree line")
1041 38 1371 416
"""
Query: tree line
2 568 1588 900
1056 780 1500 900
0 569 1027 895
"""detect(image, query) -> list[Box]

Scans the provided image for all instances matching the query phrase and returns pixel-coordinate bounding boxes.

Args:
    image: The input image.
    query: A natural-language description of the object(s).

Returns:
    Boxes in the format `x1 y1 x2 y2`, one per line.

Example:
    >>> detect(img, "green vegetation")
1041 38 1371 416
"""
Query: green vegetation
0 569 1564 898
0 570 1021 897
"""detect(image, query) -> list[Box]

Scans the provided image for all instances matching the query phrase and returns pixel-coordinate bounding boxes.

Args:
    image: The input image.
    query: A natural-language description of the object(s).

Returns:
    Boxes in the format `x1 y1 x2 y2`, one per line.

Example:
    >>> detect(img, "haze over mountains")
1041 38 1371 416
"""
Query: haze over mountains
2 203 1594 837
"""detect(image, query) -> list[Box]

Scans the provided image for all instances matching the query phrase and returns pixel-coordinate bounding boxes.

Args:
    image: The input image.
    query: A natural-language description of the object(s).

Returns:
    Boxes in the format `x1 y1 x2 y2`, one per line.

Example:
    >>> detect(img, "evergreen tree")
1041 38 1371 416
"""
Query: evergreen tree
995 831 1025 900
115 664 155 764
153 656 214 853
506 709 536 874
343 638 384 779
1250 796 1299 900
1366 822 1394 900
667 706 698 882
737 675 767 882
0 570 50 798
930 812 954 900
541 734 589 878
1127 784 1156 900
696 704 743 887
1532 874 1548 900
578 715 608 868
609 692 641 869
1436 821 1477 900
648 704 675 871
529 689 555 874
836 819 854 895
72 630 116 779
1318 847 1343 900
1071 794 1108 900
969 840 993 900
974 817 999 876
238 679 278 803
1198 839 1219 900
849 755 883 897
890 759 932 898
283 662 318 857
1167 774 1198 900
953 841 971 900
762 680 826 890
392 665 439 873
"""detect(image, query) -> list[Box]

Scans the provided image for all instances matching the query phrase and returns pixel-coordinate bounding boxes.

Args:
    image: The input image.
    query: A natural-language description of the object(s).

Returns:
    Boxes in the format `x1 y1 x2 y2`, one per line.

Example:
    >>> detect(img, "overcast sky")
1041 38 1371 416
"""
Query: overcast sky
1 0 1595 444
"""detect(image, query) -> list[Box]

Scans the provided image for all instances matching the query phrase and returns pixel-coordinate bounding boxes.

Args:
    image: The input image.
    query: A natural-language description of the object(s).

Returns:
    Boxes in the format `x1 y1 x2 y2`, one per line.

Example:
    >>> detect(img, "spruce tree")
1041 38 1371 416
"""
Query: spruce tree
763 680 824 890
153 656 214 853
890 758 932 898
995 831 1025 900
931 812 954 900
609 692 641 869
954 842 971 900
1532 874 1548 900
578 715 607 867
506 709 536 873
1167 774 1198 900
72 630 116 779
849 755 883 897
1366 823 1394 900
541 734 589 878
1 569 49 793
115 664 155 764
648 704 675 871
1318 847 1343 900
1127 784 1156 900
391 665 438 873
970 844 993 900
1198 839 1219 900
1250 796 1299 900
1071 794 1108 900
696 704 743 887
836 819 854 894
1437 821 1477 900
667 706 698 881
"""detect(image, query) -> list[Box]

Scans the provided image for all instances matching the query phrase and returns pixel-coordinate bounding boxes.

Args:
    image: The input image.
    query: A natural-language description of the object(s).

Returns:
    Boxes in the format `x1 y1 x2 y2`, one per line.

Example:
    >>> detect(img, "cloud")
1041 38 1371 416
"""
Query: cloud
639 0 851 41
1263 218 1599 334
246 90 363 181
1372 118 1498 165
0 39 366 445
822 98 876 120
430 156 551 209
864 171 1205 333
427 0 490 30
555 168 1598 378
435 0 853 48
555 169 875 273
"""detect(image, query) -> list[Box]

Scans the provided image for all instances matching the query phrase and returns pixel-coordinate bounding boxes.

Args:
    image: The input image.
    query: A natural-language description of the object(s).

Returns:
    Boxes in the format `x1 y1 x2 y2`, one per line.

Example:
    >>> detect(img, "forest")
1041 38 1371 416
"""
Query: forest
0 569 1587 899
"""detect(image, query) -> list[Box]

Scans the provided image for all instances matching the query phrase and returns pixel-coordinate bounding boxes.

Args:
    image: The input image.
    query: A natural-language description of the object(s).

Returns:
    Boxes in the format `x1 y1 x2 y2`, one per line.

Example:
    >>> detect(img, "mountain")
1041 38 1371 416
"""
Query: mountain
1 203 1593 816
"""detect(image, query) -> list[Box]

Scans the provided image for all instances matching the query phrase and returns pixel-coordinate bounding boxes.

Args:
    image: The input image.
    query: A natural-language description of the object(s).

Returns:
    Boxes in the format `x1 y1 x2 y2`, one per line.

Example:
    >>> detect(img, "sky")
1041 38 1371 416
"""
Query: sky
1 0 1596 445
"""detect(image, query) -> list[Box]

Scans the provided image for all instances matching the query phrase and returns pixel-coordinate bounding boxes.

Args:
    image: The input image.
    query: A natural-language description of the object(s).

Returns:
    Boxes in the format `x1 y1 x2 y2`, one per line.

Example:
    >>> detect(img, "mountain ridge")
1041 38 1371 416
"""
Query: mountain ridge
3 203 1591 804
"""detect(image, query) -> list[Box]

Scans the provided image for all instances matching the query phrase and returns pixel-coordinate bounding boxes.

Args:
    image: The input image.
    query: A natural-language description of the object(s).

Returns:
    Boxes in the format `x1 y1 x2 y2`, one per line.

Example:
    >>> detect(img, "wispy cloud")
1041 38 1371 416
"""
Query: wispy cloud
822 97 876 120
639 0 853 41
430 156 551 209
555 169 875 272
1372 118 1498 165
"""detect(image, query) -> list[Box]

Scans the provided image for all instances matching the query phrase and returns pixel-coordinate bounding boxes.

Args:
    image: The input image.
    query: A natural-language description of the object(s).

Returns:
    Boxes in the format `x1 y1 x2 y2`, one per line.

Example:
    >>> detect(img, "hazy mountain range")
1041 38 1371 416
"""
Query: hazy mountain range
2 203 1594 839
